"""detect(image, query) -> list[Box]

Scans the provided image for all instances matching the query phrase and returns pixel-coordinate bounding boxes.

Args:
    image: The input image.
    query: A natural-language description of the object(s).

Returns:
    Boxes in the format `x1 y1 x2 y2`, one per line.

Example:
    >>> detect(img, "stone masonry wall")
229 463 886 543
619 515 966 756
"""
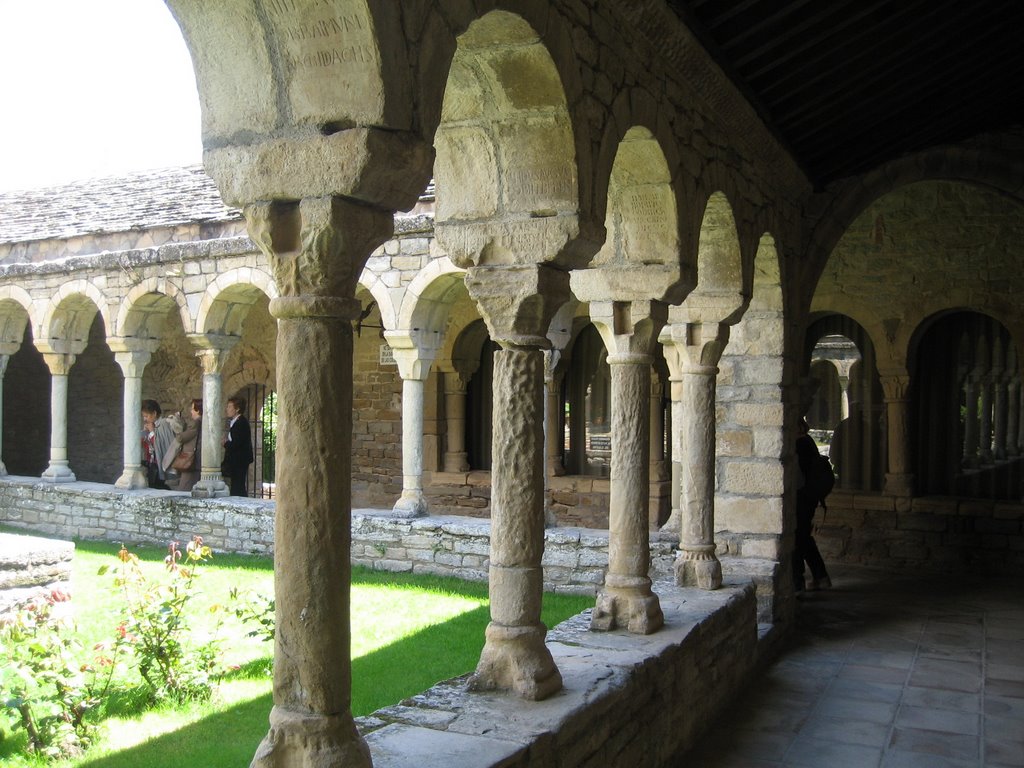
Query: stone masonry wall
359 582 762 768
815 490 1024 576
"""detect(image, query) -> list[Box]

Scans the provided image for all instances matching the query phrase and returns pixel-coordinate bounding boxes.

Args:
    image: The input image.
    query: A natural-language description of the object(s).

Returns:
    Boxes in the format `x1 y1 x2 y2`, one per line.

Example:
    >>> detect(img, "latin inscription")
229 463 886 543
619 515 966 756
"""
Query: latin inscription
263 0 373 72
506 165 573 203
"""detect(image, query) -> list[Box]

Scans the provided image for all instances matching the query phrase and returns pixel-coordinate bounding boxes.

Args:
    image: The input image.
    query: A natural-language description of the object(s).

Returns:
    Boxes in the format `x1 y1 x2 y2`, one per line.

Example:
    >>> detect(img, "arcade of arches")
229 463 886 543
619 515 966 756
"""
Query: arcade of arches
1 3 1023 766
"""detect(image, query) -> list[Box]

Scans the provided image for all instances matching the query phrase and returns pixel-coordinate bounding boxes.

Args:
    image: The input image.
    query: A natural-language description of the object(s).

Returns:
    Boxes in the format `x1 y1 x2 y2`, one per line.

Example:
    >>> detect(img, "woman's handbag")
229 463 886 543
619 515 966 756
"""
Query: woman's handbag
171 449 195 471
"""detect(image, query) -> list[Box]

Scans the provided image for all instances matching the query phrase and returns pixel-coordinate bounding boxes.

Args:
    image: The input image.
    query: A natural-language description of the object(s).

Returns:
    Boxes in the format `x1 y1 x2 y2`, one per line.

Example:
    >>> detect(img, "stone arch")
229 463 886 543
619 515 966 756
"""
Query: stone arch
396 256 467 333
195 268 277 337
687 190 747 322
0 286 34 350
432 9 599 270
906 307 1021 382
357 271 398 333
39 281 109 353
584 119 687 303
117 278 192 340
805 143 1024 293
165 0 414 146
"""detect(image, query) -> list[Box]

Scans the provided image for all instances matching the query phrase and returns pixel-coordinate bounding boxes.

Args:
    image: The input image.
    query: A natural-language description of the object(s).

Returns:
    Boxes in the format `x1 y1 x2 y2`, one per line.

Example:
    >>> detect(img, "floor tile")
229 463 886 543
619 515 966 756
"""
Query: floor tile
894 704 979 735
901 686 979 713
888 727 979 762
784 734 883 767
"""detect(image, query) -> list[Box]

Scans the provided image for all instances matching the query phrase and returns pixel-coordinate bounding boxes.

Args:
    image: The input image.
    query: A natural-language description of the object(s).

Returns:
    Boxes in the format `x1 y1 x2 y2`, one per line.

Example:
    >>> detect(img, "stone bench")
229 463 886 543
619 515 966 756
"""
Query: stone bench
0 531 74 615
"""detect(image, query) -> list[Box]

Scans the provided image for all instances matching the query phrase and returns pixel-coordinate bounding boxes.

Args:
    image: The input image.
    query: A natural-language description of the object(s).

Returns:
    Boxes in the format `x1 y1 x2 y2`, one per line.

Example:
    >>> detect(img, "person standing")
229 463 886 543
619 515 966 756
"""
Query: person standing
222 396 254 497
141 399 179 490
167 399 203 492
794 418 832 592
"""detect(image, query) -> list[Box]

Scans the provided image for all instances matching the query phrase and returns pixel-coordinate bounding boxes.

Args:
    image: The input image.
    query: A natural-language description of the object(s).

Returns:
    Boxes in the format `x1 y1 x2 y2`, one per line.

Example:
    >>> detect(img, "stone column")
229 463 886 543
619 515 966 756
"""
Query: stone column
40 352 77 482
963 375 980 467
0 354 9 475
247 197 393 768
649 369 667 527
443 374 471 472
979 375 994 463
665 322 729 590
544 365 566 479
464 264 565 700
881 373 913 496
1008 377 1021 458
112 348 153 489
660 345 684 535
587 300 666 633
188 341 235 498
387 332 436 519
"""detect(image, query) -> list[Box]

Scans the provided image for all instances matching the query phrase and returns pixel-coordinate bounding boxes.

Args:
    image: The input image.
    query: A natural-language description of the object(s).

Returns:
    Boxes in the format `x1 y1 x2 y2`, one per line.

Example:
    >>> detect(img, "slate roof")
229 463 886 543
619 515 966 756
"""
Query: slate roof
0 165 241 245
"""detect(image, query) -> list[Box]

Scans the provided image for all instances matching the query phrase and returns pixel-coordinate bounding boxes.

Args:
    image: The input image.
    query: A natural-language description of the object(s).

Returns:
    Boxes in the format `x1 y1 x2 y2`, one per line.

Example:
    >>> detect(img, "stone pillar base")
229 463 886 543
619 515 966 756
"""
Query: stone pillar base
884 473 914 497
41 462 76 483
251 705 371 768
675 549 723 590
468 622 562 701
392 490 427 518
114 466 148 490
591 574 664 635
443 452 470 473
0 462 7 476
191 476 229 498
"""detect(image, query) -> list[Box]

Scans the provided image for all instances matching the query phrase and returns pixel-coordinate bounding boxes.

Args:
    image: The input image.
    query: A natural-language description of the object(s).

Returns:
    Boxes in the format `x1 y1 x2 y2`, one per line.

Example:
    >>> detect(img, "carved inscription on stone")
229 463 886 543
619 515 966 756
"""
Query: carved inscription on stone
263 0 374 72
505 165 573 206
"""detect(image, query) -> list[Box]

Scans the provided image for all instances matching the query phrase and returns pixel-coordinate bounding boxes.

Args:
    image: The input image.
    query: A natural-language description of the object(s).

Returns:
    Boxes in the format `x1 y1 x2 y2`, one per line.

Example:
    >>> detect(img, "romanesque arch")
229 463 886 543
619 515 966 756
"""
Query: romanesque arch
432 10 598 271
116 278 192 339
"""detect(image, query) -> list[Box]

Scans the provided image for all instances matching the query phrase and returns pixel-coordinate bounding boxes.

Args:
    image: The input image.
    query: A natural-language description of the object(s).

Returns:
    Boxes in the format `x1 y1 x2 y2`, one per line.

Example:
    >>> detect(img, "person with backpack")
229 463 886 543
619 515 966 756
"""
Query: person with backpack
794 418 833 593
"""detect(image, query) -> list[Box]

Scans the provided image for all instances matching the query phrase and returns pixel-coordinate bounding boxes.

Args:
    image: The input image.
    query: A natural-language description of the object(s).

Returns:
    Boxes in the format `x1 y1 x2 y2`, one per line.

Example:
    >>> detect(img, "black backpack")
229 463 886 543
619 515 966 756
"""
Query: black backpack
809 454 835 509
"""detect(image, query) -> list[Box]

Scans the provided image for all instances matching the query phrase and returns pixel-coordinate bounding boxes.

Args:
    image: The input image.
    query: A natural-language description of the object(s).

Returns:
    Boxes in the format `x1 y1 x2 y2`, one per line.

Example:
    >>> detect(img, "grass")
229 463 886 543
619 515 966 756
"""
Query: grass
0 537 592 767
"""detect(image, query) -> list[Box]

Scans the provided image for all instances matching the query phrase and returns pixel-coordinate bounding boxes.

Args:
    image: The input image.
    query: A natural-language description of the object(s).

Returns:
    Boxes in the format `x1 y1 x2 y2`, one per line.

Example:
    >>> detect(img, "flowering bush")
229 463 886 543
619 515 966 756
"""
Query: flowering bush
104 536 223 704
0 590 97 759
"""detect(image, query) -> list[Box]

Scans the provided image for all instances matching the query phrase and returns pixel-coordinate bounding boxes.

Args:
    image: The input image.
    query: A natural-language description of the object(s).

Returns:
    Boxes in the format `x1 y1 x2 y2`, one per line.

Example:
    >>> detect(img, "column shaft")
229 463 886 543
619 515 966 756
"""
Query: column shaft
591 355 664 633
994 378 1008 460
252 308 370 767
115 373 147 488
443 377 470 472
0 357 8 475
192 368 229 498
675 367 722 589
42 370 76 482
469 344 561 699
963 378 980 466
394 376 427 516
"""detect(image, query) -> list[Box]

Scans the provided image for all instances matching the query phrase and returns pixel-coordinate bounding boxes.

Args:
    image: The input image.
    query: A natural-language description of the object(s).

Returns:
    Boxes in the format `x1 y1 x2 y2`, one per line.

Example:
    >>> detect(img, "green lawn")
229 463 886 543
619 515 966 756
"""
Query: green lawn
0 537 592 767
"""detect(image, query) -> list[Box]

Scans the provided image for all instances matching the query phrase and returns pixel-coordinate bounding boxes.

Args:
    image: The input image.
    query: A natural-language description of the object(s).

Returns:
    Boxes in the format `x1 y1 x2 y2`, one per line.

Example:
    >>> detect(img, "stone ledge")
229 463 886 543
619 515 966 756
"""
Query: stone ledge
358 581 761 767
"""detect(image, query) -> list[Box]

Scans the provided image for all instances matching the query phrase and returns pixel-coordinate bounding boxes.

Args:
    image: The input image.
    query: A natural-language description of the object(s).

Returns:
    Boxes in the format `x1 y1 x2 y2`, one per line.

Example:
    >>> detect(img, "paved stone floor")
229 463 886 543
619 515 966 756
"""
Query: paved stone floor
679 565 1024 767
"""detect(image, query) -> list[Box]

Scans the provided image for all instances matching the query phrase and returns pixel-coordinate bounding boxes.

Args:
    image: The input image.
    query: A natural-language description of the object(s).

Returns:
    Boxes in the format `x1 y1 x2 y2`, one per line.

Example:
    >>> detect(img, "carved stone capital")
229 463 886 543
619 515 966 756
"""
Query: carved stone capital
113 350 153 379
40 352 76 377
193 346 233 377
659 320 730 373
384 330 439 381
880 373 911 401
588 299 667 358
466 264 570 347
248 196 393 302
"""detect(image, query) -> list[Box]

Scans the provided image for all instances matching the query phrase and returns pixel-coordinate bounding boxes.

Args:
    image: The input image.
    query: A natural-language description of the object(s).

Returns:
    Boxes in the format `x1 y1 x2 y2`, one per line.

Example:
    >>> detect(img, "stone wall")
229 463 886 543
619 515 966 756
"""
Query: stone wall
816 490 1024 575
359 582 764 768
0 477 783 621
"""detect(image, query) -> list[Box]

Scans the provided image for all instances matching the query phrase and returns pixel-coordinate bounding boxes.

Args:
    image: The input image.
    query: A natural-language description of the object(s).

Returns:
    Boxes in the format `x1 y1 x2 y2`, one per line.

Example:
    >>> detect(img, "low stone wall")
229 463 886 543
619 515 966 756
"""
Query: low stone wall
817 491 1024 575
359 582 763 767
0 531 74 614
0 477 275 555
0 476 779 620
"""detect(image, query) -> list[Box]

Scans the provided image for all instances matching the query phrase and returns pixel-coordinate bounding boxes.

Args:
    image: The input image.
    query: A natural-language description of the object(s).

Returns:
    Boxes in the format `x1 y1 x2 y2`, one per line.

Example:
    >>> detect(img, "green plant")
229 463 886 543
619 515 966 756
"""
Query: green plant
104 537 223 704
228 588 275 645
0 590 97 760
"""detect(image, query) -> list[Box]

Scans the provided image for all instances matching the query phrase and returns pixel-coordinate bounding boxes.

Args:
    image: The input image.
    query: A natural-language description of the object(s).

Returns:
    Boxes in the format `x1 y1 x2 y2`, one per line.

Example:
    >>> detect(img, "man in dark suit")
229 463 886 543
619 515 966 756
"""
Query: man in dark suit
222 396 254 497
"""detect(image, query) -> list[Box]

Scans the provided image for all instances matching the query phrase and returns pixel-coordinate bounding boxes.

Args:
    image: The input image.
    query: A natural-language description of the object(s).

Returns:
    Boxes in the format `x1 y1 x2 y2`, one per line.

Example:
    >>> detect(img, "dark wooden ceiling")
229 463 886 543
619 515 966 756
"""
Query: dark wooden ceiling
666 0 1024 188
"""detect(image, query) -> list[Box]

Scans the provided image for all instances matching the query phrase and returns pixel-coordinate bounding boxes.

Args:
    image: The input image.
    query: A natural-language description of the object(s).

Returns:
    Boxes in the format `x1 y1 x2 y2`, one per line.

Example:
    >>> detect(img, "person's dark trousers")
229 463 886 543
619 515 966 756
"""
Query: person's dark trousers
793 490 828 589
228 471 247 497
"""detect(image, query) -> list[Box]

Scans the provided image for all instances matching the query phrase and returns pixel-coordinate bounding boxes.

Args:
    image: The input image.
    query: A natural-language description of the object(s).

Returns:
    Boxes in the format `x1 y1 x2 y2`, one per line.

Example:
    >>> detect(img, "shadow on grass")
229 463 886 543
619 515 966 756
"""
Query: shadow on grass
75 606 492 768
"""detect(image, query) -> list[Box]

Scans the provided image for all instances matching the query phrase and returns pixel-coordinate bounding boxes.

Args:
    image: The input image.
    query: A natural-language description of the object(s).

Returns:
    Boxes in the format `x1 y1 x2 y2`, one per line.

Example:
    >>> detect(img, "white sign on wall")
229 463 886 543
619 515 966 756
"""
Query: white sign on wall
379 344 396 366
